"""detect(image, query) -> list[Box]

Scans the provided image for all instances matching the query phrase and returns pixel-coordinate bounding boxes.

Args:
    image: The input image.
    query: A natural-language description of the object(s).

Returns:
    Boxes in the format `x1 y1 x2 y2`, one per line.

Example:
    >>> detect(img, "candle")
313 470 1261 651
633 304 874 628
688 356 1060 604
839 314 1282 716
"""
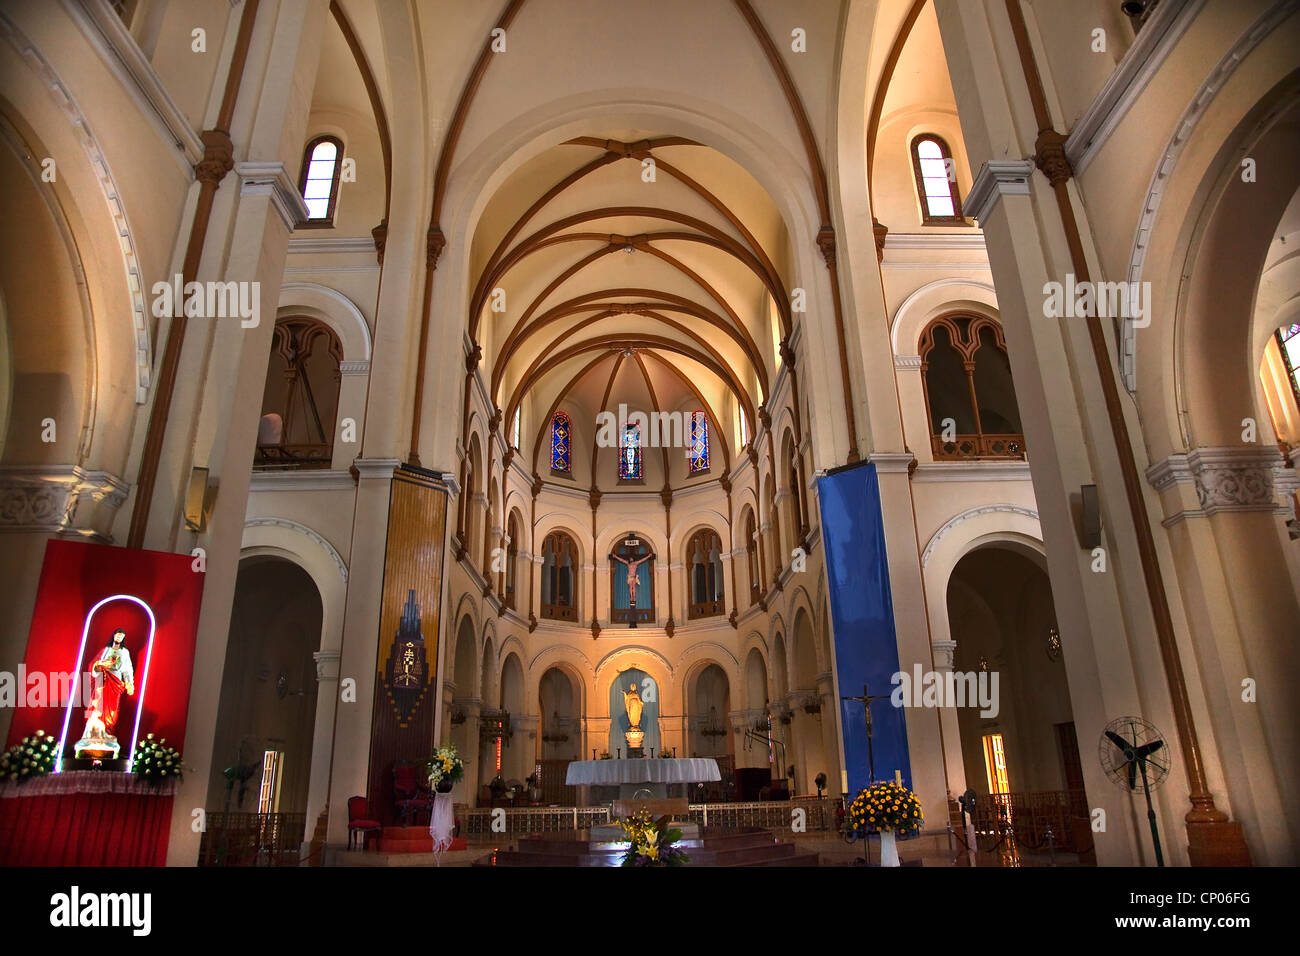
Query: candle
841 770 848 794
894 770 902 787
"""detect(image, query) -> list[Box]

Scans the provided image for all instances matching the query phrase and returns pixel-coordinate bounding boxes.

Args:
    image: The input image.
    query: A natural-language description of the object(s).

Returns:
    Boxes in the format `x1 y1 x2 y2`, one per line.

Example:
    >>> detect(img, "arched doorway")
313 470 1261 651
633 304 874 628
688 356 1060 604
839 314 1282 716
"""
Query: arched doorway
946 545 1088 859
207 557 322 827
537 666 580 803
789 609 826 796
688 663 733 800
498 652 526 784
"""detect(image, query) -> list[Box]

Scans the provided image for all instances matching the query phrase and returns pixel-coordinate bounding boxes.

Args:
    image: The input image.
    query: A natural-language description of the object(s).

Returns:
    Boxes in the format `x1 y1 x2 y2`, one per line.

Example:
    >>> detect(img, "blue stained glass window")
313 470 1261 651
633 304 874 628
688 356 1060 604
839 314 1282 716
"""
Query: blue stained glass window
551 413 571 473
689 412 710 473
619 423 642 480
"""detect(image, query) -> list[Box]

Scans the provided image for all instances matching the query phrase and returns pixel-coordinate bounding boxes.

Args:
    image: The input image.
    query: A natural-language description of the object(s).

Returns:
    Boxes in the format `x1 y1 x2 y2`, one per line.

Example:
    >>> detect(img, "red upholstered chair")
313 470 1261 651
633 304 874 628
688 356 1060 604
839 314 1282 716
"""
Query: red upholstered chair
393 761 428 826
347 796 382 850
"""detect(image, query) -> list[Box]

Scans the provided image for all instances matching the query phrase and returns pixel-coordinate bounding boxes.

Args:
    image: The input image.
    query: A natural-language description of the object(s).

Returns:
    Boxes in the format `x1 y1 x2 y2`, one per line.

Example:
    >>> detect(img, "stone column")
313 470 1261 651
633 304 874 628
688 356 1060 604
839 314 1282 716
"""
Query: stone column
303 648 340 840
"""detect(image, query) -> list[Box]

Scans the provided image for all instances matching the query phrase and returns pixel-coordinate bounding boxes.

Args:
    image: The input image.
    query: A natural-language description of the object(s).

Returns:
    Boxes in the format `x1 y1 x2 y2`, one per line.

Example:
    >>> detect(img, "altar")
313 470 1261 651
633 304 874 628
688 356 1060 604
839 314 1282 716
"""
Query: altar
566 757 720 801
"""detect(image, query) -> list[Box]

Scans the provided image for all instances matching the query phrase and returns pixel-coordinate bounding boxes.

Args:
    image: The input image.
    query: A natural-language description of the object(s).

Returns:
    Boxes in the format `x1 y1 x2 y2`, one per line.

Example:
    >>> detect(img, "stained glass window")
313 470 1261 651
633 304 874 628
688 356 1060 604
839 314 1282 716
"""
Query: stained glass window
300 136 343 222
619 423 642 480
1278 325 1300 410
689 411 710 473
550 413 571 473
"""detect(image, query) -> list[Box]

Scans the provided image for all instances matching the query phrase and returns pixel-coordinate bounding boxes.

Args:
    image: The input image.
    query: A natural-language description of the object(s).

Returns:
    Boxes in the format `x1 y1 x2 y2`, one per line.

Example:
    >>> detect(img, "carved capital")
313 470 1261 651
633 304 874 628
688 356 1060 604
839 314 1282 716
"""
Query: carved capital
665 618 675 638
427 226 446 269
815 225 836 267
589 487 602 509
465 344 482 374
872 217 888 263
728 608 738 629
528 612 538 633
719 474 732 495
758 406 772 431
195 129 234 186
371 219 388 264
590 619 601 640
488 408 502 435
0 466 129 539
660 486 673 508
531 473 544 498
1034 128 1073 187
778 339 795 367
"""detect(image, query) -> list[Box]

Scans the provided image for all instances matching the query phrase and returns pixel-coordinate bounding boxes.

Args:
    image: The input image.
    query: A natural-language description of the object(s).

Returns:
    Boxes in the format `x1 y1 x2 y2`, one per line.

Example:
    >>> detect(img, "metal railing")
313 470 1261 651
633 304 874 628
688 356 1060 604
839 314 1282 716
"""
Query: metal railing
457 797 839 838
931 433 1026 461
198 811 306 866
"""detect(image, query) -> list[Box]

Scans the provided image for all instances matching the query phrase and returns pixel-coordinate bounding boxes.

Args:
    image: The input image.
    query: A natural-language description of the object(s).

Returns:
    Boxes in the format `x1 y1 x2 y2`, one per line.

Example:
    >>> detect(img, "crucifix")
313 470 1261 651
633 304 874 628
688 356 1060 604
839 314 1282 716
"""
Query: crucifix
610 539 651 628
840 683 892 784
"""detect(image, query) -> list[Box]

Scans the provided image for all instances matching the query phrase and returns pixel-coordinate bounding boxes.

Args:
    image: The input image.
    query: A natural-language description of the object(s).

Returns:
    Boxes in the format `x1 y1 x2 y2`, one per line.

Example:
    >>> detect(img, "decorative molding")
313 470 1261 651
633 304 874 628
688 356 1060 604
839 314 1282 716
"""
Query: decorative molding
911 461 1033 482
883 234 987 251
249 469 355 493
339 360 370 376
0 465 128 538
889 278 998 353
313 649 341 682
352 457 400 480
1122 0 1300 392
244 516 348 584
964 160 1034 224
921 504 1040 567
236 161 309 231
868 452 915 474
278 282 373 359
1146 447 1292 523
286 237 377 256
0 10 153 404
64 0 204 167
1064 0 1209 176
894 354 923 370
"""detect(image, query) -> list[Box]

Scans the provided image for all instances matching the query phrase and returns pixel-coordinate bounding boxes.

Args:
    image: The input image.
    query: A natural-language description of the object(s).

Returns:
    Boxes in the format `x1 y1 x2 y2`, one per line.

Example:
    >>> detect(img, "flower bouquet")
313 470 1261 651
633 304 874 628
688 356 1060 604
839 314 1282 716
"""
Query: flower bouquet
0 730 57 783
846 782 924 867
617 809 690 867
426 745 464 792
132 733 186 784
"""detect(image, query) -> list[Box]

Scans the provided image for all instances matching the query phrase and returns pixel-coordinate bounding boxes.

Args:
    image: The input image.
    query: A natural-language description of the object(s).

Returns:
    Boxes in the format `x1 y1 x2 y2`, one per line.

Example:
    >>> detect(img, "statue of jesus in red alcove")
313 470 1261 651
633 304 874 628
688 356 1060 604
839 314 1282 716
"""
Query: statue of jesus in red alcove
74 628 135 761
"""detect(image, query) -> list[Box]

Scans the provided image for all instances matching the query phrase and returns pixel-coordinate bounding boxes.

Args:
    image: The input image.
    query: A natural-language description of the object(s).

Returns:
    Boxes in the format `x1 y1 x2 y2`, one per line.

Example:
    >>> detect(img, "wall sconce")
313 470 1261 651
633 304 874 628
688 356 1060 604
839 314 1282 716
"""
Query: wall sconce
184 466 213 532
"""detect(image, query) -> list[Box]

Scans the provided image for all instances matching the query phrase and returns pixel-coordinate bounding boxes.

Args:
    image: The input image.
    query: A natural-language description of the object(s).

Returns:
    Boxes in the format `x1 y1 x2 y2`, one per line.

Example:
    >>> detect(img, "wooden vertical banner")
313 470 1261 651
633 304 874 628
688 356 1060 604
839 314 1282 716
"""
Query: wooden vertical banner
366 465 451 823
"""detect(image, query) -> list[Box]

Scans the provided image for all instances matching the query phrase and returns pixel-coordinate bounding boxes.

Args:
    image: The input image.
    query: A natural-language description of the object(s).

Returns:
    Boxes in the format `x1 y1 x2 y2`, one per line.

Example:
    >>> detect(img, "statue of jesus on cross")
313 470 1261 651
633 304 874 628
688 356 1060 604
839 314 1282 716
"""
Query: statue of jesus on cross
610 543 652 627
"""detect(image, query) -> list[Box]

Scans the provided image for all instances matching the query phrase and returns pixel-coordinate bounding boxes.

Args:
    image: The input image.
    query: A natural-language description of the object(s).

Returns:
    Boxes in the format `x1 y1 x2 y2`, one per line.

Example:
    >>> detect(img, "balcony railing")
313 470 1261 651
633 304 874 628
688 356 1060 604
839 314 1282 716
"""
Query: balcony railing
931 433 1026 461
456 797 841 837
254 443 333 470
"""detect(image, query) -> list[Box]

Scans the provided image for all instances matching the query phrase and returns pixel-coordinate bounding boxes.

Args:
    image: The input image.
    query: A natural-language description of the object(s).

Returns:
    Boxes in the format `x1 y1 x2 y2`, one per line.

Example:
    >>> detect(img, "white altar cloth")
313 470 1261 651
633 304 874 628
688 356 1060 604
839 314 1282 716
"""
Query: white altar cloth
565 757 720 786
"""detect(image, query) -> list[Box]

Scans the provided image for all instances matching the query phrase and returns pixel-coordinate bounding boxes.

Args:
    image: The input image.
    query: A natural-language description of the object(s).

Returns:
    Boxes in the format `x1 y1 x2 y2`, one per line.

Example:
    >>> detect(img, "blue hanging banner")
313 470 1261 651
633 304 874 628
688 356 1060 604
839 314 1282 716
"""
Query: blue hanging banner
816 461 912 796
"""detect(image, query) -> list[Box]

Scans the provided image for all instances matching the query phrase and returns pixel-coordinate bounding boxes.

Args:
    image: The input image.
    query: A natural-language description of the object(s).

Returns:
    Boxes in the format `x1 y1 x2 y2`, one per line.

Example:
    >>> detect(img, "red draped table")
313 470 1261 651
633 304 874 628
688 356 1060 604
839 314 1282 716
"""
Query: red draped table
0 771 176 866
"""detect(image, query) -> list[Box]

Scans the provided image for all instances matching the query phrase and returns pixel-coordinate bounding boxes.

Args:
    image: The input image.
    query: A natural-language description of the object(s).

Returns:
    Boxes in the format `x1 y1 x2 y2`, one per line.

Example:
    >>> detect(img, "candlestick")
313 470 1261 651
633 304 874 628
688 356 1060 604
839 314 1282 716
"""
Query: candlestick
841 770 848 794
592 748 596 761
894 769 902 788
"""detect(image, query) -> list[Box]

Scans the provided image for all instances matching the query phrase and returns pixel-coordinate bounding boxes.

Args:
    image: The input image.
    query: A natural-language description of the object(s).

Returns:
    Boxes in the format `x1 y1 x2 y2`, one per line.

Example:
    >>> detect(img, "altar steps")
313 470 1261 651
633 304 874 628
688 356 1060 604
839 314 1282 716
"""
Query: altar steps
374 825 468 854
478 826 819 867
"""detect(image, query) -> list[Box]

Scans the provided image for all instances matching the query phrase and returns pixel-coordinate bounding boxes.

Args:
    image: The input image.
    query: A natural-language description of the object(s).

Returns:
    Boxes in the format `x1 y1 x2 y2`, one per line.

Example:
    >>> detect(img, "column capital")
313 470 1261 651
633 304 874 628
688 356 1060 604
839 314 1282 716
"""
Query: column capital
965 160 1033 223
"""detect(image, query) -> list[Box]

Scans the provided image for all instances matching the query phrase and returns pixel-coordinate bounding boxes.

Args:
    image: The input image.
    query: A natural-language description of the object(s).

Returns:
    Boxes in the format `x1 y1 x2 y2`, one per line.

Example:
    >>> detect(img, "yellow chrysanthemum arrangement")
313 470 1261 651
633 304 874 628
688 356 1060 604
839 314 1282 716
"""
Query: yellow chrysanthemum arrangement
426 745 465 789
618 808 689 867
847 782 924 835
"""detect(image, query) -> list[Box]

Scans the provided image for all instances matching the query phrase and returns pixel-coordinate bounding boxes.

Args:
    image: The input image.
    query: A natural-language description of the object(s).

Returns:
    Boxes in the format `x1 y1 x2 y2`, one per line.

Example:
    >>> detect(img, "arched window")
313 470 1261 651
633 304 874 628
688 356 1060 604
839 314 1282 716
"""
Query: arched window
1276 324 1300 410
611 534 654 624
511 407 521 450
788 447 805 541
505 513 520 610
550 413 571 475
619 423 642 480
256 317 342 470
540 531 578 621
920 316 1025 460
299 136 343 224
689 411 710 473
687 529 725 619
745 508 761 606
911 135 963 224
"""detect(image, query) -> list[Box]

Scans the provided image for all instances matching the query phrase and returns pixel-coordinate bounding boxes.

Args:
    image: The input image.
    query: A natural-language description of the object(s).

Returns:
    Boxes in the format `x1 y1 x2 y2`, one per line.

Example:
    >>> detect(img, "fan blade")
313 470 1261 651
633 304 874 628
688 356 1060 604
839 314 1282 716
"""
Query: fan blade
1134 739 1164 759
1127 758 1138 791
1104 730 1132 754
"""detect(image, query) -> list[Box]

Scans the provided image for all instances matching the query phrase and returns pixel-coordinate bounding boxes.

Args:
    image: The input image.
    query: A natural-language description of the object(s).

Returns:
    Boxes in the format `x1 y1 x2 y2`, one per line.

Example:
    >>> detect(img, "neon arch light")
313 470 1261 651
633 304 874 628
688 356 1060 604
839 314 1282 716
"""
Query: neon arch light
54 594 157 772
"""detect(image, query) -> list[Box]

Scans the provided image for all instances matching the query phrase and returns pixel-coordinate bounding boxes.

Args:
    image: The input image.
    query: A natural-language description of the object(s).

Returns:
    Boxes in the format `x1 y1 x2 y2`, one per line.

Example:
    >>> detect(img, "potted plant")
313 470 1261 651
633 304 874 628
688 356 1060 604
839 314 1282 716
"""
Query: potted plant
426 745 464 793
847 782 924 866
